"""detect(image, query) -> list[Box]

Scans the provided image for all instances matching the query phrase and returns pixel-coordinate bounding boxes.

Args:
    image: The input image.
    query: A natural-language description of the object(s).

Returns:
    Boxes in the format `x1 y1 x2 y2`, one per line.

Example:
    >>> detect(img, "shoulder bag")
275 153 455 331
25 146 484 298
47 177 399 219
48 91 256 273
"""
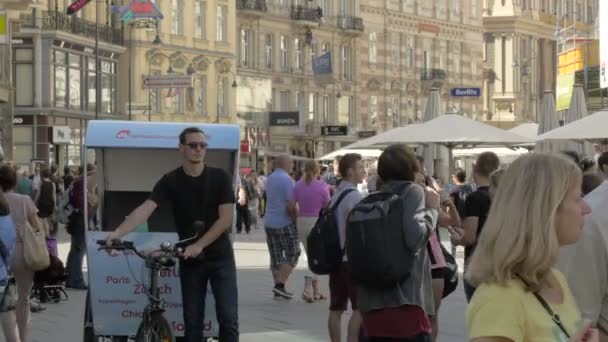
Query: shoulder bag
19 199 50 271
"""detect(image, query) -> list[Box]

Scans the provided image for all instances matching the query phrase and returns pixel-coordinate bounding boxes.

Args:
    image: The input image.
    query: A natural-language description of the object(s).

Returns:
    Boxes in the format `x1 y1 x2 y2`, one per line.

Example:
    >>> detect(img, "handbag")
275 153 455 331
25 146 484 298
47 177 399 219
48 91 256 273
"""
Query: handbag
0 278 18 312
19 200 50 271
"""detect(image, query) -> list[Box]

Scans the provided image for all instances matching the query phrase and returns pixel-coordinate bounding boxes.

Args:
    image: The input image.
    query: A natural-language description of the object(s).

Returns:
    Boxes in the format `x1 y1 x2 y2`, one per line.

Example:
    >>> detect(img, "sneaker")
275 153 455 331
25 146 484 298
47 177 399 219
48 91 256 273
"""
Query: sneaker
273 286 293 299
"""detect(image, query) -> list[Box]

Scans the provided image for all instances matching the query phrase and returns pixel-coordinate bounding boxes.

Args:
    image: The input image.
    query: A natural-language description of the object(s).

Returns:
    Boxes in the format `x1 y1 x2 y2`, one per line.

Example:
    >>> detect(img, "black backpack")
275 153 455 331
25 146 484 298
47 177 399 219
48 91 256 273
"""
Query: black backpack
450 185 473 219
307 189 356 275
346 182 415 288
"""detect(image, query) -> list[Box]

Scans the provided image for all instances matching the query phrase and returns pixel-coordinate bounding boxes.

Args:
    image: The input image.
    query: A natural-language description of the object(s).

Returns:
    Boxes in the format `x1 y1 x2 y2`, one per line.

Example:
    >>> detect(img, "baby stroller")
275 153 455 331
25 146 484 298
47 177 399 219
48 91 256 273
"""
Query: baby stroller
32 237 68 304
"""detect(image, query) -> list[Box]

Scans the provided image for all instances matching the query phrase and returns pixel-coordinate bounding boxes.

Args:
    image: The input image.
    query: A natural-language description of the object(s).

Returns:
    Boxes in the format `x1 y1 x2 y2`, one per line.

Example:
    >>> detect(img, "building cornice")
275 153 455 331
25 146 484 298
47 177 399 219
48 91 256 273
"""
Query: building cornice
482 16 557 40
130 40 236 59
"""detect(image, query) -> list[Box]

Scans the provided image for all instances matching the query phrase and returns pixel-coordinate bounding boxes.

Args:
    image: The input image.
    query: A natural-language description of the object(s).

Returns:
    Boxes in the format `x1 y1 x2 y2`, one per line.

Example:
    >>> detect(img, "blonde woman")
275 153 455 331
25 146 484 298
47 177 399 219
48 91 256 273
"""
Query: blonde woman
466 154 597 342
293 160 330 302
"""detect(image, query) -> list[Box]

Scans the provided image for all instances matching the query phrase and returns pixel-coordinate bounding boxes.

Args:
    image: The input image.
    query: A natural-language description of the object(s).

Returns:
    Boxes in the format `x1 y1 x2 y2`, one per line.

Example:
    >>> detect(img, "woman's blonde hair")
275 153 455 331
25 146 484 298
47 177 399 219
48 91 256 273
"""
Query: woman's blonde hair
304 160 320 183
466 153 582 291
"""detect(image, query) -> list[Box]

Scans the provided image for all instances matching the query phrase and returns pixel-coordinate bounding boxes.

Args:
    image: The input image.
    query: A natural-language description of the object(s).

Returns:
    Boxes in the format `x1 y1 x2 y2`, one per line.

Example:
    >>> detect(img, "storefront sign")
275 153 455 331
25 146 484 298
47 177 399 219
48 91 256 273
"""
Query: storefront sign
270 144 288 153
240 140 250 153
12 116 33 125
321 125 348 136
86 232 218 337
450 88 481 97
244 127 269 148
11 38 33 45
52 126 72 145
357 131 376 138
269 112 299 127
142 74 193 89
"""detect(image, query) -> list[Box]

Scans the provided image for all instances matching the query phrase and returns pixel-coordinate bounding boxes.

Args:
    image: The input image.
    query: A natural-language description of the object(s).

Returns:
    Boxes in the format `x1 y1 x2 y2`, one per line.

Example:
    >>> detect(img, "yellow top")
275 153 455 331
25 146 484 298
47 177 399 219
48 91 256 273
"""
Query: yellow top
467 269 581 342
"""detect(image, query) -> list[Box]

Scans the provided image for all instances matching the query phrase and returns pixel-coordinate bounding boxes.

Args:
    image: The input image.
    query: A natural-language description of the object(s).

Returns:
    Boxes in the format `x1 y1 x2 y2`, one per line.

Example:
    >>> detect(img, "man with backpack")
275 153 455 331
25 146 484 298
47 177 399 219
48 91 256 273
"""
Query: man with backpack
450 168 473 220
327 153 365 342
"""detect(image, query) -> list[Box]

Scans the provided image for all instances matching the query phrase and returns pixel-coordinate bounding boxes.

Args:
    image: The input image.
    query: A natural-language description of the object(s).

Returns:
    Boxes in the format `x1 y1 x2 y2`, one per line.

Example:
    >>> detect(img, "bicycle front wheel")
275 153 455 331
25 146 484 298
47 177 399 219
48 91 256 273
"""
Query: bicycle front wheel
134 313 175 342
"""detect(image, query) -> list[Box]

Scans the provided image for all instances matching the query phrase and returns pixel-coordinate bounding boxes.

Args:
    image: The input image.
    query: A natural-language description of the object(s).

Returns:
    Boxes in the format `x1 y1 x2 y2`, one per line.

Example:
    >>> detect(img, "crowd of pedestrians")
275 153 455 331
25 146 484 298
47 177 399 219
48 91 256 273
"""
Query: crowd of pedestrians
260 145 608 342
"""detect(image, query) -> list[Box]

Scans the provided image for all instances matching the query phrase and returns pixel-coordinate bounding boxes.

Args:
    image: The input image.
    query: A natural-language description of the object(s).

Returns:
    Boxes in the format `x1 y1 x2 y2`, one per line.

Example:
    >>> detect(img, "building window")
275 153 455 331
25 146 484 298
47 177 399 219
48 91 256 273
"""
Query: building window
471 0 477 17
294 38 303 71
218 78 228 117
171 0 183 35
391 32 400 66
451 0 461 20
198 75 207 115
339 0 350 15
240 29 251 67
454 44 461 75
307 41 316 72
321 95 330 124
341 45 351 80
195 1 206 39
370 95 378 128
265 34 274 70
150 70 160 113
87 58 96 112
405 36 414 68
401 0 414 13
439 41 447 70
69 54 82 110
101 61 116 114
321 42 330 55
280 90 290 111
319 0 331 17
369 32 377 64
308 92 317 121
14 48 34 107
295 91 304 112
216 5 227 42
54 50 67 108
280 35 290 71
390 97 400 128
338 96 350 126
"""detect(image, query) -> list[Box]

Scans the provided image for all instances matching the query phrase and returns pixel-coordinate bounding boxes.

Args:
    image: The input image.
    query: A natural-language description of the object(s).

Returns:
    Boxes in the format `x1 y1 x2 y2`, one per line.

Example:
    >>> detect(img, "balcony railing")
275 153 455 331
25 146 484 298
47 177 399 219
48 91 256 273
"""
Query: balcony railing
420 68 447 81
236 0 268 12
290 6 322 23
20 11 124 46
337 16 364 32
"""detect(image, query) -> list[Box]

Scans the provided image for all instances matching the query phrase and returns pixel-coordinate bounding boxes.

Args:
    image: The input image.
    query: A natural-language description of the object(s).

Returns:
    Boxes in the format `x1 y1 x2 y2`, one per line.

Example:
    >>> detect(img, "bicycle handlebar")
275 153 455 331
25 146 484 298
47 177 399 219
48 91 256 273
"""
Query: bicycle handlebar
96 240 183 260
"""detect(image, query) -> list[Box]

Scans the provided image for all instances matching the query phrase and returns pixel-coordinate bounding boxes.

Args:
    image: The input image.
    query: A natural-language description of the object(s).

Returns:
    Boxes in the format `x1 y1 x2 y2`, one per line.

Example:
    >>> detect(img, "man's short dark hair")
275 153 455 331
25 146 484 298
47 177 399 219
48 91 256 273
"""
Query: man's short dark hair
40 166 51 179
179 127 206 145
582 173 604 196
378 144 419 182
338 153 362 179
64 166 71 175
561 150 582 168
474 152 500 177
454 168 466 183
0 164 17 191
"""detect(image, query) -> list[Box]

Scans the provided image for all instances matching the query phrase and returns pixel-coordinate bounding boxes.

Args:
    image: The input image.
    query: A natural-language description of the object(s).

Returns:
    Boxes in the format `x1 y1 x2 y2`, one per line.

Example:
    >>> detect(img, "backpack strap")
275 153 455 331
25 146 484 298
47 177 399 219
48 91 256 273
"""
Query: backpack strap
0 239 9 269
330 188 356 211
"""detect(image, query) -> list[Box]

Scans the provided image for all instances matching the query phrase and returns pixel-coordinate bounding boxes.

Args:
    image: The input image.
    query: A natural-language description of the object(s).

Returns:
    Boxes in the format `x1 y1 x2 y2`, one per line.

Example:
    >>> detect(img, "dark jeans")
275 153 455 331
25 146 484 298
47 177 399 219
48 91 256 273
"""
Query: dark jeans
464 280 477 302
367 333 432 342
66 213 86 286
177 257 239 342
236 204 251 233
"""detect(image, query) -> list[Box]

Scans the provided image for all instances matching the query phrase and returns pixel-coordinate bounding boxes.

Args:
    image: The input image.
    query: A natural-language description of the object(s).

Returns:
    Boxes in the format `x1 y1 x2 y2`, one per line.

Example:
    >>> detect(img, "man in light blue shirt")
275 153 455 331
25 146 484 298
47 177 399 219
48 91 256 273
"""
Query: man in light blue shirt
264 155 300 299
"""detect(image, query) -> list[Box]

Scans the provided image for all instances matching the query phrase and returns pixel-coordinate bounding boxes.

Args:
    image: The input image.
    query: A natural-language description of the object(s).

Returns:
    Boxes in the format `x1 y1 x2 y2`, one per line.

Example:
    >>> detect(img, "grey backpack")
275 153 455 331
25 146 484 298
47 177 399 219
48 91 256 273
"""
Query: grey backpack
346 182 414 288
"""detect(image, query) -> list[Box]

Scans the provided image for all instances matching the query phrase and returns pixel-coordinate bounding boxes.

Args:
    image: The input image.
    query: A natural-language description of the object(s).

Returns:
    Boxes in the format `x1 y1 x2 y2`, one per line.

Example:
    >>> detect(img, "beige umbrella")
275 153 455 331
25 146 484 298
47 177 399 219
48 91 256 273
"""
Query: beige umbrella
564 85 594 156
536 90 569 153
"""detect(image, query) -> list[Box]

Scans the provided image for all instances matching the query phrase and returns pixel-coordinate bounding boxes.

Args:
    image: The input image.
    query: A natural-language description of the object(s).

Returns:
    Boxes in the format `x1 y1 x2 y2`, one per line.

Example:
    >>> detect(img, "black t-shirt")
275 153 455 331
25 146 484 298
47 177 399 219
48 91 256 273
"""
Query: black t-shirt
149 166 235 260
463 186 491 261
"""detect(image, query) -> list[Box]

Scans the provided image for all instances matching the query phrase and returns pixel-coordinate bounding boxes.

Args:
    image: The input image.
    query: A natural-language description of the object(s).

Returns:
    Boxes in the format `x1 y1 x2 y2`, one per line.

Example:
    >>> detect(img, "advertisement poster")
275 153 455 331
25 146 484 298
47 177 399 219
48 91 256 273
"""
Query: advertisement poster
86 232 218 337
556 72 575 111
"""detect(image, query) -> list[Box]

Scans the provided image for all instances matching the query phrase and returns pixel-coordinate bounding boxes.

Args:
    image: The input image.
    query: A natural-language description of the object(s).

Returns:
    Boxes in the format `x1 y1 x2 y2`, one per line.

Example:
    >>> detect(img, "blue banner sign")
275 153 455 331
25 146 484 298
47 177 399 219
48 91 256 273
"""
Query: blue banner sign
450 88 481 97
313 52 332 76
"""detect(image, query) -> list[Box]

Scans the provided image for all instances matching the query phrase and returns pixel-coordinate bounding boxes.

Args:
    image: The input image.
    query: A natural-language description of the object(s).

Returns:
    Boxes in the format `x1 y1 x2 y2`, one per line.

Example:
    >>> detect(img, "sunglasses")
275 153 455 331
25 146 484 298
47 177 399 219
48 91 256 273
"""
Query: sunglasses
184 142 208 150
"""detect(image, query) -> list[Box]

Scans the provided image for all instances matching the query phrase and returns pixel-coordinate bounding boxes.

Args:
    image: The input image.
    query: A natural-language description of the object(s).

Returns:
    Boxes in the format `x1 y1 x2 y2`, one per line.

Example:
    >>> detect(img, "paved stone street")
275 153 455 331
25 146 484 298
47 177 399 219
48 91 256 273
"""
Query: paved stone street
28 227 468 342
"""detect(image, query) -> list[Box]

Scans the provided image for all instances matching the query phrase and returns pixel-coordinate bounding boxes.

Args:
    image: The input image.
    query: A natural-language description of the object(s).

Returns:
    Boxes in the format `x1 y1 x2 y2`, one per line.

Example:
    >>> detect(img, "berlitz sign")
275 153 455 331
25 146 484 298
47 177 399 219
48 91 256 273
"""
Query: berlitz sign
450 88 481 97
269 112 300 127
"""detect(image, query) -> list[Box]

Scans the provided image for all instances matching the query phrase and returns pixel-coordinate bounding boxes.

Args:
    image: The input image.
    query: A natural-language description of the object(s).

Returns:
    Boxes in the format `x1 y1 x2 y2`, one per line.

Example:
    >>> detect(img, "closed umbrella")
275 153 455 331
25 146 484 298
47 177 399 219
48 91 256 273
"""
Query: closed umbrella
419 88 448 180
536 90 568 153
564 85 594 156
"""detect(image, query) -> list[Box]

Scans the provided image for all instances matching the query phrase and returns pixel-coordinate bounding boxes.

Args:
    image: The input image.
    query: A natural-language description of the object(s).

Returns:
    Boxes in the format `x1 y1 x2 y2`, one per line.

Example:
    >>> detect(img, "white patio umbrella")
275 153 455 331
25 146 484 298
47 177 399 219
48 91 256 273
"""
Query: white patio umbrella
345 124 422 149
537 110 608 141
319 148 383 161
348 114 532 177
564 84 594 156
536 90 568 153
508 122 538 141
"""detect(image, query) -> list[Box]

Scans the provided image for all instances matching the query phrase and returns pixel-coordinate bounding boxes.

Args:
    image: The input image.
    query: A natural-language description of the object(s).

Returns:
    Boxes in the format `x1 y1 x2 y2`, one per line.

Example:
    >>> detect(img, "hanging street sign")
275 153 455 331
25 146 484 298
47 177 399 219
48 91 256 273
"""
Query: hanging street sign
142 74 193 89
450 88 481 97
321 125 348 136
119 0 164 22
66 0 92 15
